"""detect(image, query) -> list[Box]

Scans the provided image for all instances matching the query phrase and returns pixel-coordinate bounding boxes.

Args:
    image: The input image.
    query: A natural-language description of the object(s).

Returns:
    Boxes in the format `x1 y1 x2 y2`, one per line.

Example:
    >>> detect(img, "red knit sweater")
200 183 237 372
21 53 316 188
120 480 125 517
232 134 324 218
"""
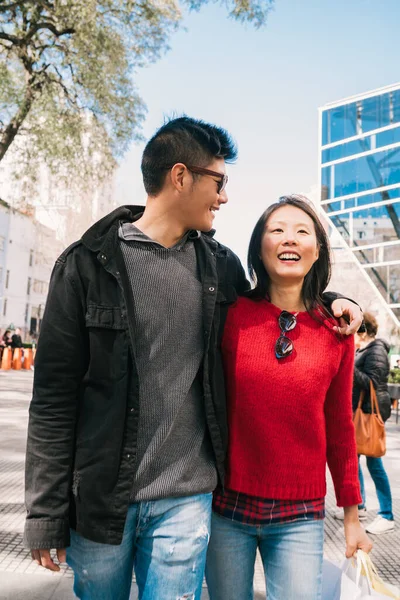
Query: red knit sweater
222 297 362 507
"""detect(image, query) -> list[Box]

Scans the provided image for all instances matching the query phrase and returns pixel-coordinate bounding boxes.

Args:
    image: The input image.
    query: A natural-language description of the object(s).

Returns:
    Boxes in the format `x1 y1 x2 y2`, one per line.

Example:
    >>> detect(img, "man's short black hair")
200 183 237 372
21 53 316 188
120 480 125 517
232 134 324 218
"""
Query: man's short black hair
141 116 237 196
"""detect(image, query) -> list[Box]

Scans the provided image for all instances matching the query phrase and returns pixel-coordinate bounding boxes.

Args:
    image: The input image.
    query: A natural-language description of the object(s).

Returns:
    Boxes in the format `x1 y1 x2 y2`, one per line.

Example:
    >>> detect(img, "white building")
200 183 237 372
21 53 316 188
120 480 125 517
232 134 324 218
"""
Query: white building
0 126 117 341
0 202 63 339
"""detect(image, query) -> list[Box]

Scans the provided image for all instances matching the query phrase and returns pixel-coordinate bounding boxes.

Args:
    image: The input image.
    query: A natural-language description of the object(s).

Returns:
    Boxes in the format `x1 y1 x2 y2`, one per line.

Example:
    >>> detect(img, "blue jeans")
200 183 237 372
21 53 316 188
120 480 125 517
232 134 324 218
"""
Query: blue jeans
66 493 212 600
205 513 324 600
358 456 394 520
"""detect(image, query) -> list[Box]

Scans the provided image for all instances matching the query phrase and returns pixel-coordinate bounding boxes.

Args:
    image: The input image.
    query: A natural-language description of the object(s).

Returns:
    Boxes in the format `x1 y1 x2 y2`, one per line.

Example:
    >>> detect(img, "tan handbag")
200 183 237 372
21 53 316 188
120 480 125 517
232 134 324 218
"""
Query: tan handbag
353 380 386 458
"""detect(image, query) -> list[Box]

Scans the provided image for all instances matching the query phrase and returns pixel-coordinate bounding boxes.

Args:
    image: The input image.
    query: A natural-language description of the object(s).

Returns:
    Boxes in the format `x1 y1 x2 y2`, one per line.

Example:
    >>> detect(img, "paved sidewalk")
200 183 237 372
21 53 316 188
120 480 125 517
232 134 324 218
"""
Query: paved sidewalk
0 370 399 599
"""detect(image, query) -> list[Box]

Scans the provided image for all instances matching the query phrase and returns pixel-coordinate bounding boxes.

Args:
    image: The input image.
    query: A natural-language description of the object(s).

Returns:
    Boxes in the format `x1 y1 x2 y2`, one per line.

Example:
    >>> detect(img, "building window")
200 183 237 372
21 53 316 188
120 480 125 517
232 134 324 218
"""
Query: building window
361 93 391 134
333 147 400 197
5 270 10 289
327 102 358 144
0 236 4 251
33 279 49 295
25 303 29 323
27 277 31 295
3 298 7 316
29 249 34 267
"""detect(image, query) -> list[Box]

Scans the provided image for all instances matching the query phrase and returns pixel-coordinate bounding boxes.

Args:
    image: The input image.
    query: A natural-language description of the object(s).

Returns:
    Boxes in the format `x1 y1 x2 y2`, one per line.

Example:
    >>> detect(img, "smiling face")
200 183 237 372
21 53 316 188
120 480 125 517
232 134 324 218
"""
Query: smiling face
179 158 228 231
261 204 320 285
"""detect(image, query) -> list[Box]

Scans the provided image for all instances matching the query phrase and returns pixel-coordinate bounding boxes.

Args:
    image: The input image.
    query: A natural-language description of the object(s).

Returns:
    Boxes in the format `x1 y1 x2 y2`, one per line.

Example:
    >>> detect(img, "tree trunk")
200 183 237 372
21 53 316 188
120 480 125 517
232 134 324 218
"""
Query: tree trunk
0 85 35 162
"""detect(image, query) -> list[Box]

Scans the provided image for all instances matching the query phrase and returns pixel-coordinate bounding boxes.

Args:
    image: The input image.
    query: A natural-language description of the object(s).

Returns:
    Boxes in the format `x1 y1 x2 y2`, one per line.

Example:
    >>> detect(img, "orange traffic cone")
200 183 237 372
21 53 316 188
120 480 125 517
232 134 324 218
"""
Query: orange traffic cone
12 348 22 370
1 347 11 370
23 348 33 370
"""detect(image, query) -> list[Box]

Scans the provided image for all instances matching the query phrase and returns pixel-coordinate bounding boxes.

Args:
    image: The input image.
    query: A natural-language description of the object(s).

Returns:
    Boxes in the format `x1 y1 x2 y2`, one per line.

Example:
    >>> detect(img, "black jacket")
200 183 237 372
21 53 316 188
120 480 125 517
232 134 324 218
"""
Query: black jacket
11 334 23 348
24 205 249 550
352 338 391 422
24 205 346 549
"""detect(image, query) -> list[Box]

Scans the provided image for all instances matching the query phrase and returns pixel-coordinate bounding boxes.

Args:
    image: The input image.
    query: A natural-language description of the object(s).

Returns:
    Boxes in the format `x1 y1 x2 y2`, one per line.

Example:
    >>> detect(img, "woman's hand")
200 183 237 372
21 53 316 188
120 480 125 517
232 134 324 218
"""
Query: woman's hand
343 506 373 558
344 521 373 557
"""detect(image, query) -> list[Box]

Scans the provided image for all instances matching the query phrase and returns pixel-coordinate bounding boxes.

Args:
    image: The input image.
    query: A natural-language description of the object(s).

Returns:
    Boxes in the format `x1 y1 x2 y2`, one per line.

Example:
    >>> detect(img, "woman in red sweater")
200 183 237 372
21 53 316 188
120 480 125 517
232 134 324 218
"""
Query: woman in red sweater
205 195 372 600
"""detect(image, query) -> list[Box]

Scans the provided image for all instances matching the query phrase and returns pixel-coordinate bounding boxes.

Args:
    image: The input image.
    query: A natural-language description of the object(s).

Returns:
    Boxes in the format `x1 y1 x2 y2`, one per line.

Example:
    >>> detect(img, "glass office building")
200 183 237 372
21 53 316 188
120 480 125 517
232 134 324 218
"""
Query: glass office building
319 83 400 326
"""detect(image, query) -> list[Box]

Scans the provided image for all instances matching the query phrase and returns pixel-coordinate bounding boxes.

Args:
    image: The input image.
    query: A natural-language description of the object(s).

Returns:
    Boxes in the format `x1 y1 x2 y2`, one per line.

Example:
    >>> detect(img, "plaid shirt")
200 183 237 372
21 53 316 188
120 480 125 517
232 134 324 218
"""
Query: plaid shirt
213 488 325 525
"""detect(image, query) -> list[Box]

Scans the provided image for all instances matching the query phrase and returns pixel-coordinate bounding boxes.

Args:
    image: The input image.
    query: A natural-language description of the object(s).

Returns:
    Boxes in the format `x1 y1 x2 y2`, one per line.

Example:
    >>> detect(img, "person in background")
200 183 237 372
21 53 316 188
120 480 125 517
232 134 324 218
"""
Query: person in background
353 312 394 535
205 195 372 600
11 327 23 349
1 329 12 347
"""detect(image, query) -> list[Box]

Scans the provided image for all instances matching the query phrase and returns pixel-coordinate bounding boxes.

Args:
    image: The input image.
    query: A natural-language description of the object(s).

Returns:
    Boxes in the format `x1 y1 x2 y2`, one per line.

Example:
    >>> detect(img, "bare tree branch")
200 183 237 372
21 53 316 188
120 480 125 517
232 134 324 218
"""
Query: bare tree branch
0 23 74 49
47 65 80 107
0 0 54 12
37 0 54 7
0 30 22 44
0 1 28 13
0 84 36 160
25 22 75 42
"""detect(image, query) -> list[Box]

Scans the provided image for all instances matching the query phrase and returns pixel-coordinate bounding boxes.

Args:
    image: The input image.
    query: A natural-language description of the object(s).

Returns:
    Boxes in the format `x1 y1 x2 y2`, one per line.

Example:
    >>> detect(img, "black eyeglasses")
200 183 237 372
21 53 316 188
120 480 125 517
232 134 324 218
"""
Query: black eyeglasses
186 165 228 194
275 310 297 359
164 164 228 194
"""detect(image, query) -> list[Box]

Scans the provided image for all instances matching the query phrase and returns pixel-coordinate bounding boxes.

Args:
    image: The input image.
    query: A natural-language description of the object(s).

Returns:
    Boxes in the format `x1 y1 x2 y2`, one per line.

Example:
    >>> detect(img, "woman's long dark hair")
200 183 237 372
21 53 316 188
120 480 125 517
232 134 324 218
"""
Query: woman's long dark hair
247 195 332 314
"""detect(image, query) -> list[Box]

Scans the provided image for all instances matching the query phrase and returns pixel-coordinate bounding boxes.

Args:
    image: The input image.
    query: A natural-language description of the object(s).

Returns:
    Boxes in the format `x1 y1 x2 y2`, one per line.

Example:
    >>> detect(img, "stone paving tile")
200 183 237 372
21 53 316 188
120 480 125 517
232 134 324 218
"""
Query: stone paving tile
0 370 399 600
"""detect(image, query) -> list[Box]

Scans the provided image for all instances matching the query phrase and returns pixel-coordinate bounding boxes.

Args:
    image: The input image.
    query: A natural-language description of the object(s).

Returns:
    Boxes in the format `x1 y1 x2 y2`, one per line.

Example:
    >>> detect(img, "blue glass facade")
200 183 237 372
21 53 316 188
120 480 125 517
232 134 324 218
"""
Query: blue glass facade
322 89 400 146
324 146 400 197
324 187 400 213
322 125 400 163
320 84 400 324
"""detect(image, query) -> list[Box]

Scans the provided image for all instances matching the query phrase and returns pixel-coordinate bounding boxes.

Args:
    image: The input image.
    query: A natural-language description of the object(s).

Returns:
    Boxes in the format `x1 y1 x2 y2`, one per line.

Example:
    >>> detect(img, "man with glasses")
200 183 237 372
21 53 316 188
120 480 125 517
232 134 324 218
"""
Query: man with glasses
24 116 362 600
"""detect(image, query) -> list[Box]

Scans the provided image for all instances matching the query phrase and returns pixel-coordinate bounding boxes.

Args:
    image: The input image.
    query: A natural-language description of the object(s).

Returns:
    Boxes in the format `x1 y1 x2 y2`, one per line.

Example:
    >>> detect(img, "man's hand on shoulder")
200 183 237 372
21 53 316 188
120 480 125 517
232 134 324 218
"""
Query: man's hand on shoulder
31 548 66 572
331 299 363 335
331 298 363 335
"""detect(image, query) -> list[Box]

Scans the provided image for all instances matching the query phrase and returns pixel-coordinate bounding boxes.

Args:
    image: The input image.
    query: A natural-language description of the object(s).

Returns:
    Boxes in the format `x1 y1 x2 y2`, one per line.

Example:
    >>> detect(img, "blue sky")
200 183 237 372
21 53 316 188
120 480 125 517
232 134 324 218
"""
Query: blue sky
116 0 400 263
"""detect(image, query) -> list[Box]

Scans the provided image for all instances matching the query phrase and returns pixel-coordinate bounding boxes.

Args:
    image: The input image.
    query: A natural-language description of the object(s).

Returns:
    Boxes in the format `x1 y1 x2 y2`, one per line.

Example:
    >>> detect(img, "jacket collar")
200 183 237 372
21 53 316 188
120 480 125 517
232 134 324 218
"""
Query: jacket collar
81 205 144 253
81 204 217 254
356 338 390 354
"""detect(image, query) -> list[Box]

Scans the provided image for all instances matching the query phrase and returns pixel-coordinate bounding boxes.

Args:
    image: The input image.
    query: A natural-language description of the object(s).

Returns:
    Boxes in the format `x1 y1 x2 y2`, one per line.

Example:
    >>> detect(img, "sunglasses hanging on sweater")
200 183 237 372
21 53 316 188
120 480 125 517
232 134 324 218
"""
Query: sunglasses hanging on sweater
275 311 297 359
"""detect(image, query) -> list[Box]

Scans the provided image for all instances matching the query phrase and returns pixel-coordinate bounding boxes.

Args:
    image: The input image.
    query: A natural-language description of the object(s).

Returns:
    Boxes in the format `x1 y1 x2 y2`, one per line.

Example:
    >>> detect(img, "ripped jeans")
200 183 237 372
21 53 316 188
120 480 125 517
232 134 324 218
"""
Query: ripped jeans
66 493 212 600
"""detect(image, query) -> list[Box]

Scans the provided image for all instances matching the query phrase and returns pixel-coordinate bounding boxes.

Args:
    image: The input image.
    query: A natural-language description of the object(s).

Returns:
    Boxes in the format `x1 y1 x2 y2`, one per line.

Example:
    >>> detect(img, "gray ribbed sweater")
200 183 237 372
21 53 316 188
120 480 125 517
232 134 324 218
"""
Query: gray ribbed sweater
119 222 217 501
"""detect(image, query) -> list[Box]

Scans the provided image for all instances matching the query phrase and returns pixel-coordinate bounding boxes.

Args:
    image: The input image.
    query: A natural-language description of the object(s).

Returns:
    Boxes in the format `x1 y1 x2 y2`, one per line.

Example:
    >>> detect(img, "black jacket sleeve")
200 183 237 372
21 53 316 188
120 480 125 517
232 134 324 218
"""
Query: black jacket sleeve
354 364 372 390
24 259 88 549
322 291 360 313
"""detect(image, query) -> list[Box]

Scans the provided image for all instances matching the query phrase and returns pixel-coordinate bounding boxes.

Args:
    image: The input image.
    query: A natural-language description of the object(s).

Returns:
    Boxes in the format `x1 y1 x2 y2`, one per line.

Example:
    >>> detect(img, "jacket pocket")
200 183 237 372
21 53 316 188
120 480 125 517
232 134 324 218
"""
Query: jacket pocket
85 305 125 330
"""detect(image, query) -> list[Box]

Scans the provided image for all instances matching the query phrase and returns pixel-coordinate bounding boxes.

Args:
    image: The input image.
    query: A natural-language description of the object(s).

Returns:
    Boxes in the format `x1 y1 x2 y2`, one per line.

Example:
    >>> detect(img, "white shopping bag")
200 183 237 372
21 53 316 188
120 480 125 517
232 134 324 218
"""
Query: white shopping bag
322 551 400 600
322 559 342 600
